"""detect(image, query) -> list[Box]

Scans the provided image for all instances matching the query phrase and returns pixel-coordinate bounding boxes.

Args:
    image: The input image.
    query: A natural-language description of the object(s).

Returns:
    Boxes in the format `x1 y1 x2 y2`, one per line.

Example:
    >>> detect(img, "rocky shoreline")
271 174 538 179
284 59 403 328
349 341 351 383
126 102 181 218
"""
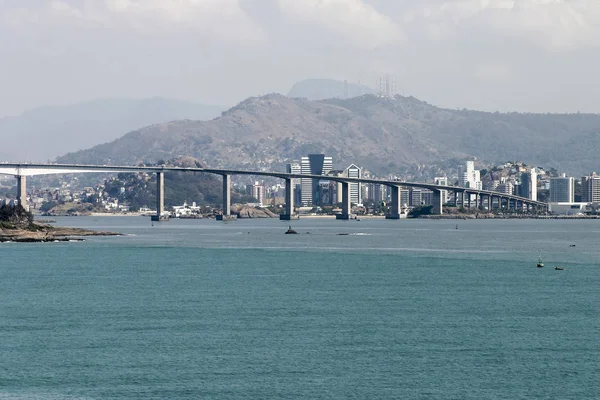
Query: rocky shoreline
0 225 121 243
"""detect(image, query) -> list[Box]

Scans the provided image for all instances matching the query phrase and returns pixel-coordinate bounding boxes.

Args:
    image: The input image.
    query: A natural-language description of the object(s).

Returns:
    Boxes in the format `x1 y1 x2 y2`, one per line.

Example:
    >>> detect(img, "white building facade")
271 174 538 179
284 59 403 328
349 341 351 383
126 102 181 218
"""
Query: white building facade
345 164 362 205
549 174 574 203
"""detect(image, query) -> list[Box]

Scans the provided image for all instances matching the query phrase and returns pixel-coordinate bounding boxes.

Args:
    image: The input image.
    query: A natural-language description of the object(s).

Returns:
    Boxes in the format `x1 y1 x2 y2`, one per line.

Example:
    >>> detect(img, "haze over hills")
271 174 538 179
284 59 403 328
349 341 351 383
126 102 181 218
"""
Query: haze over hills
56 93 600 177
288 79 375 101
0 97 225 162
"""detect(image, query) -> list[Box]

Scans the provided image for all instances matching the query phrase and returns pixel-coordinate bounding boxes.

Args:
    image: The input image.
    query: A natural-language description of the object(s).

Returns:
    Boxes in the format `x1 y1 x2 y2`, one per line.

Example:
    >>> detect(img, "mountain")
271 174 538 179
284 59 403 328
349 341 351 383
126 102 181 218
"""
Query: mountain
57 93 600 177
0 97 225 162
288 79 374 101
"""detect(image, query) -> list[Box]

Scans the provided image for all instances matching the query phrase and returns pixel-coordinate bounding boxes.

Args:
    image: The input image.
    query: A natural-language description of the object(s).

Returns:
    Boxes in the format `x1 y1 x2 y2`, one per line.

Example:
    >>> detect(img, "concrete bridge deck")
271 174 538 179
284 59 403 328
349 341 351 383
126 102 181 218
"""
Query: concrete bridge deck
0 162 548 219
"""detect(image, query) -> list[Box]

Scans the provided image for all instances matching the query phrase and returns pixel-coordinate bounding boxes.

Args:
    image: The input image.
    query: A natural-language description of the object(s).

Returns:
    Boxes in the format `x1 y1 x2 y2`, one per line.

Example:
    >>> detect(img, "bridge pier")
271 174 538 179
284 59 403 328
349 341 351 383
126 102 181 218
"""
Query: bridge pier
151 172 167 221
216 174 233 221
336 181 351 220
431 189 443 215
386 185 401 219
280 178 295 220
16 175 28 211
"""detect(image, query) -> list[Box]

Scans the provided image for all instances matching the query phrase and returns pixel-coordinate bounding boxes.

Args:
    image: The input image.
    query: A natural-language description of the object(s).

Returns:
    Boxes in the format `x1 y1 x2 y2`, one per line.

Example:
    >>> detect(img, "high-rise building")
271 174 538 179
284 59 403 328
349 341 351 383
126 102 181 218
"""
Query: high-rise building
582 173 600 203
549 173 574 203
345 164 362 205
458 161 481 189
248 181 265 206
520 168 537 201
300 154 333 206
400 188 410 207
286 162 302 205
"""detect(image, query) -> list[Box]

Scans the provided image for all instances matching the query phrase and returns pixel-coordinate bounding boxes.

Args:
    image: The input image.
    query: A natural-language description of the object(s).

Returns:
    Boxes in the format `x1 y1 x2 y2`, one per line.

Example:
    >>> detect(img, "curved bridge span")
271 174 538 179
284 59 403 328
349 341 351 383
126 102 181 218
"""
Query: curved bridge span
0 163 548 219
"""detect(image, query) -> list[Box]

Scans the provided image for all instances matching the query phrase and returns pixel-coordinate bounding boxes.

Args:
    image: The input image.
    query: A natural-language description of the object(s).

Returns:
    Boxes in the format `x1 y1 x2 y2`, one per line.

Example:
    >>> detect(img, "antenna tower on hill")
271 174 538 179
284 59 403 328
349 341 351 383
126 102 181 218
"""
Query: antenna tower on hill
376 75 396 98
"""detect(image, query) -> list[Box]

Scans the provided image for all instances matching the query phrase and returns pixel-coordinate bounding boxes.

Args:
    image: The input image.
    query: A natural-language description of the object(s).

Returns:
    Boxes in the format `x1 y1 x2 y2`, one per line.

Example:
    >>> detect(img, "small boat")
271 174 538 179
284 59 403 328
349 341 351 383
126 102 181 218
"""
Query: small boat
537 253 544 268
569 244 576 247
285 226 297 234
555 266 564 270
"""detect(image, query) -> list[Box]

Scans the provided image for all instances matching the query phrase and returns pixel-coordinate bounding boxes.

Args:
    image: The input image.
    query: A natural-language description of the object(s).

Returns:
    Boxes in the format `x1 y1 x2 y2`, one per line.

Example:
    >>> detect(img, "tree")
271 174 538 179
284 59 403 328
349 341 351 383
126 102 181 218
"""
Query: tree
408 205 433 218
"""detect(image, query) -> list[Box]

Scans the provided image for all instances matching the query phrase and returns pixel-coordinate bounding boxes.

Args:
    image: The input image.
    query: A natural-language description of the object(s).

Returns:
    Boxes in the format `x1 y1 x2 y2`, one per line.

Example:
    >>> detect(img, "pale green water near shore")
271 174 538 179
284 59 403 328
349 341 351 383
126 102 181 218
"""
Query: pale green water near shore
1 217 599 399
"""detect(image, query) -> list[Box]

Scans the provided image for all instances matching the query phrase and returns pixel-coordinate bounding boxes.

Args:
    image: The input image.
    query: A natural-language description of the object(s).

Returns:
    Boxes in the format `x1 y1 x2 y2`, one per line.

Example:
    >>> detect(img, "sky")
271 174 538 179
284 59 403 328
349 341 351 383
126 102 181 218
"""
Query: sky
1 0 600 117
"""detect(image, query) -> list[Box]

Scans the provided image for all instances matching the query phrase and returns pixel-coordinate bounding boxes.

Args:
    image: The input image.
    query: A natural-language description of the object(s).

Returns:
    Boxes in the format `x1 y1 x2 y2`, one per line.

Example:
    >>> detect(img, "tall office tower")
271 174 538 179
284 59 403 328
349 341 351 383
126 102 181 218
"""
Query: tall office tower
520 168 538 201
300 154 333 206
582 173 600 202
345 164 362 205
549 173 575 203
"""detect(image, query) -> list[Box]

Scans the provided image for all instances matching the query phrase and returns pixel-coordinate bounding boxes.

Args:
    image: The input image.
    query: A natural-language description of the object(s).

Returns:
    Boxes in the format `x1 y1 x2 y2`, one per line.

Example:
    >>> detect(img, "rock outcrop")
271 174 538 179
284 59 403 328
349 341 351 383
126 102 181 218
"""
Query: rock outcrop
234 205 277 218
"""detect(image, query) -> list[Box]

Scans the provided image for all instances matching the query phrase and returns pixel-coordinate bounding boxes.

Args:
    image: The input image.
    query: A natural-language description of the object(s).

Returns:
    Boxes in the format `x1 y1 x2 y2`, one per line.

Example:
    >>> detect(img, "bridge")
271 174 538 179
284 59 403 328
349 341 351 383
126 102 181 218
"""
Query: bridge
0 163 548 220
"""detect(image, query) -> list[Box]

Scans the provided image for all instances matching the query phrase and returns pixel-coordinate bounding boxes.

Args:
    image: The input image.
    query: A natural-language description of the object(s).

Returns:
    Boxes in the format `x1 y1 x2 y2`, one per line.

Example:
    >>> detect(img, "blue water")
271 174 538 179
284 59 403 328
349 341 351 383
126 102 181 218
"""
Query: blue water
1 217 599 399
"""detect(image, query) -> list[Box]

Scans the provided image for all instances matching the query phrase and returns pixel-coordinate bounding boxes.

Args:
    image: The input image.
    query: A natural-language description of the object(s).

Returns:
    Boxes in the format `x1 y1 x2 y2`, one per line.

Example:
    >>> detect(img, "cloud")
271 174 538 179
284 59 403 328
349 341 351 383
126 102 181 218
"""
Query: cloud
408 0 598 49
277 0 405 48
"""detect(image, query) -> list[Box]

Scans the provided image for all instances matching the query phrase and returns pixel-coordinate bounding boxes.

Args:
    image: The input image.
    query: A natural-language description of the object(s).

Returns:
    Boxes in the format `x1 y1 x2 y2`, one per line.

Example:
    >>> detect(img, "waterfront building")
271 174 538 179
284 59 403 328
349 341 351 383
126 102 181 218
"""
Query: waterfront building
301 154 333 206
582 173 600 203
520 168 537 201
549 173 575 203
345 164 362 205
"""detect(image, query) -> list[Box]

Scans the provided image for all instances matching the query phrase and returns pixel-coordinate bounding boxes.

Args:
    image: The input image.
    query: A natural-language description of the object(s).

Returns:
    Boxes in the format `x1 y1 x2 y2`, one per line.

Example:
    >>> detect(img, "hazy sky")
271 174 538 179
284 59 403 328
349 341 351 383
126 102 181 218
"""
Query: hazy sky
2 0 600 117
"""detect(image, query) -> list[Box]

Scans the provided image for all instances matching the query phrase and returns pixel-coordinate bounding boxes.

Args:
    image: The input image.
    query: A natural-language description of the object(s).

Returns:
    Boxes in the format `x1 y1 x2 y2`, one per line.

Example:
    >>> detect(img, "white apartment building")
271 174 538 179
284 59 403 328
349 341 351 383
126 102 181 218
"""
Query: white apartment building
345 164 362 205
520 168 538 201
549 173 574 203
458 161 482 190
582 173 600 203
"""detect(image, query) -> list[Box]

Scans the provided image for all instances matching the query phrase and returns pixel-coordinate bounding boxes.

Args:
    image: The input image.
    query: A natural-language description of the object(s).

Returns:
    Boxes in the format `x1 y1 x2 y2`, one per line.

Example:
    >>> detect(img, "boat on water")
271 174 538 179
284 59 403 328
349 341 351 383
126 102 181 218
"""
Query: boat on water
555 266 565 270
537 253 544 268
285 226 297 234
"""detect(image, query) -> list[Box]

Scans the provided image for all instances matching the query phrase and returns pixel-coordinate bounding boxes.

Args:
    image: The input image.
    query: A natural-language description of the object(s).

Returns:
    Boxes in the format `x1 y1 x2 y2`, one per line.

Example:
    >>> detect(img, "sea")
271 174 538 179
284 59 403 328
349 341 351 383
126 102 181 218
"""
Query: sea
1 216 599 399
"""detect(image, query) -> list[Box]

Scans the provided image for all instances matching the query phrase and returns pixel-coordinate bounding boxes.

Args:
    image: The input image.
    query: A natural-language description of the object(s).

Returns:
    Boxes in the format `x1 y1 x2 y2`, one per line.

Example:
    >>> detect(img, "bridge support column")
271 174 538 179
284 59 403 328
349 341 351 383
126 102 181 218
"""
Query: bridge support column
280 178 294 220
487 195 492 210
336 182 350 220
16 175 28 211
454 191 458 207
386 186 401 219
216 174 232 221
431 190 443 215
151 172 166 221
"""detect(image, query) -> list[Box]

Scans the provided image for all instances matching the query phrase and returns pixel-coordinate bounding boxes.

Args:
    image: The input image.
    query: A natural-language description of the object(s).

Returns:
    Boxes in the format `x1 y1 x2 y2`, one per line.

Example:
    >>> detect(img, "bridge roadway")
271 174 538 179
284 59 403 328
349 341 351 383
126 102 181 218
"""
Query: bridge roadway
0 162 548 219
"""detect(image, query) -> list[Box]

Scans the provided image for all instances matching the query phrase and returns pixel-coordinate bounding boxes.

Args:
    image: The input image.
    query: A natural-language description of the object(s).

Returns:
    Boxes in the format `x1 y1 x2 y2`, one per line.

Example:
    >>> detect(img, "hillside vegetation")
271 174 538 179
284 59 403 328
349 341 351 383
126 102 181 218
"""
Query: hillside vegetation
58 94 600 176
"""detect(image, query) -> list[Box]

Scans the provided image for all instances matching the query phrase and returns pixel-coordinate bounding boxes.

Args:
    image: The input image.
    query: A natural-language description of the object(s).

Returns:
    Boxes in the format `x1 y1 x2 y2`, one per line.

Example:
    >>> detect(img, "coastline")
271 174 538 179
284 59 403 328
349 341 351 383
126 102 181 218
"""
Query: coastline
0 224 121 243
